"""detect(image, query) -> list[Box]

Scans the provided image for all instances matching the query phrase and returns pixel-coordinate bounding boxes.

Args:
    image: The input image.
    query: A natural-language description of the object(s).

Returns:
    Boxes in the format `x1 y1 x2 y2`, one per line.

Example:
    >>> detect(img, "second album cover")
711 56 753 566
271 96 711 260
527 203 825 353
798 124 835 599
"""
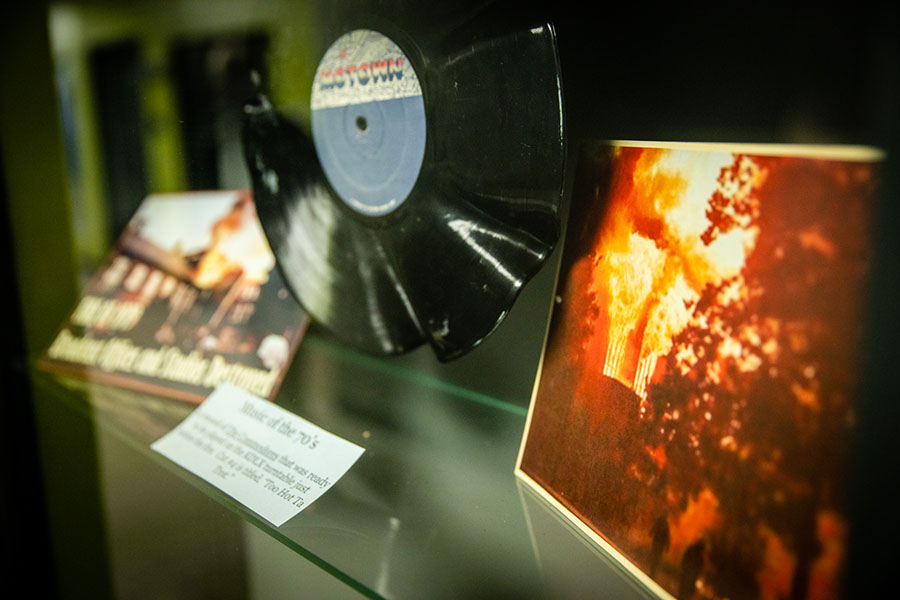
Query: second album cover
517 141 882 600
40 190 308 403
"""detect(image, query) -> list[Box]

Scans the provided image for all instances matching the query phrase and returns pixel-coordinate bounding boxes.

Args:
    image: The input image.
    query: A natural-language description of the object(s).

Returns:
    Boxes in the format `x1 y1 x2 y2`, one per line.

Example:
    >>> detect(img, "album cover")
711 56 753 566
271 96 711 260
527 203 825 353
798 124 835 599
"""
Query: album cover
516 141 882 599
40 190 308 403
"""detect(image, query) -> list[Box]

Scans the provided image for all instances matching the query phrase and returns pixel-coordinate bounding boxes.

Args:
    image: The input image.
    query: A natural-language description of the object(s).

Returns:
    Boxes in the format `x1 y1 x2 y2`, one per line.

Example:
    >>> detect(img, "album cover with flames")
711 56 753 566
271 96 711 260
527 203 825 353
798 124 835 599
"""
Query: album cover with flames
40 190 308 403
516 141 882 599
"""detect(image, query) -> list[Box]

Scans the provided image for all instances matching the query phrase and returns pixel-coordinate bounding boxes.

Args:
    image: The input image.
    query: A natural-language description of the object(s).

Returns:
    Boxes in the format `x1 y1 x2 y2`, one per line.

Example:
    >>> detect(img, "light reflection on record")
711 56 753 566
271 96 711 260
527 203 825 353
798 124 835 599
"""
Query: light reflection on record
242 10 564 361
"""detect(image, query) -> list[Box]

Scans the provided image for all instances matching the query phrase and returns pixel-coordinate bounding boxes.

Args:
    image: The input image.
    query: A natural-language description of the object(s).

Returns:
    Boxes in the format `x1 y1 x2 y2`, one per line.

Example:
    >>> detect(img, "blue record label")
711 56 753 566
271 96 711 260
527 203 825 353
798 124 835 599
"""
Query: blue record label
311 29 427 216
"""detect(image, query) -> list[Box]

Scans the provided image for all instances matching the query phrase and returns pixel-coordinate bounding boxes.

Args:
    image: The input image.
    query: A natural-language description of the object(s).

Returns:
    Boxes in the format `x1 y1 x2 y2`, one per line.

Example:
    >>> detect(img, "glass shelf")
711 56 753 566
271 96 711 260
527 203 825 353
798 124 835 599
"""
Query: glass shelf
31 327 655 599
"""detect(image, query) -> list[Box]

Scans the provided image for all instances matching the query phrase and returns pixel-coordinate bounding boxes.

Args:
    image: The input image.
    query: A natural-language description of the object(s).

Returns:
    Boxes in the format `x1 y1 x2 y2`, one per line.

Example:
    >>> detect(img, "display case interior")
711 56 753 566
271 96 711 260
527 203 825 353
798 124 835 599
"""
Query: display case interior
2 1 899 599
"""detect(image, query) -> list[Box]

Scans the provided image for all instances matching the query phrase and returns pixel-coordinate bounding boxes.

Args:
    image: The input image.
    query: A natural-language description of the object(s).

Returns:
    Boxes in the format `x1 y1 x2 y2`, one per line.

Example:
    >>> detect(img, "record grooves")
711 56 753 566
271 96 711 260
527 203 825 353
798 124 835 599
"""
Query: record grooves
242 7 565 361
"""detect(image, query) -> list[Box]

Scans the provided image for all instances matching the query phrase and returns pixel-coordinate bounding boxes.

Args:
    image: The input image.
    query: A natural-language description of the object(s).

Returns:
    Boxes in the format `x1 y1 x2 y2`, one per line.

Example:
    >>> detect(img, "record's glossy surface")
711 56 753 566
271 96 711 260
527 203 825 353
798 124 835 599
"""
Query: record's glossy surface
310 29 427 216
242 4 565 361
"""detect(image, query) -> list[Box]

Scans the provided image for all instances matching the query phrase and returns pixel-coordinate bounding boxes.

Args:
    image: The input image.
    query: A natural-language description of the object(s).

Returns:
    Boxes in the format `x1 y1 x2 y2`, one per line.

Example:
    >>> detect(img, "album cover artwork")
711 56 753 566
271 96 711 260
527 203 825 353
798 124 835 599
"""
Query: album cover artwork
516 141 882 599
40 190 308 403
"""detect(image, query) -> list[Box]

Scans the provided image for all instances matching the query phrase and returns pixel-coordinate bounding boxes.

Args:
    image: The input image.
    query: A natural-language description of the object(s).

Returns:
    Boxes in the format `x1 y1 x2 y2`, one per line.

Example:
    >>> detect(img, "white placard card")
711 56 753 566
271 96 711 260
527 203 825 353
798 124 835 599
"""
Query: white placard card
152 383 365 526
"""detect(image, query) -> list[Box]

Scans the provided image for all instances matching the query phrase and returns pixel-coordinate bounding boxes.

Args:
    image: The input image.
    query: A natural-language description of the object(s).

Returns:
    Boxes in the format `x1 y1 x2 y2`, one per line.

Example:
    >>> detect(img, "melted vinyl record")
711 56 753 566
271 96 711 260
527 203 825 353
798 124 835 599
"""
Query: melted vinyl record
242 4 565 361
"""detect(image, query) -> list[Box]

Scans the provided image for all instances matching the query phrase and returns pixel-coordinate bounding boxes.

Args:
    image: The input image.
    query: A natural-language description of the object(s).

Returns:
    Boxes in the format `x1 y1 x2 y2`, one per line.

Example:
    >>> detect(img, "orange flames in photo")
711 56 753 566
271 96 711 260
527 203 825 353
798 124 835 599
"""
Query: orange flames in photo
520 142 879 600
583 148 764 405
192 194 276 289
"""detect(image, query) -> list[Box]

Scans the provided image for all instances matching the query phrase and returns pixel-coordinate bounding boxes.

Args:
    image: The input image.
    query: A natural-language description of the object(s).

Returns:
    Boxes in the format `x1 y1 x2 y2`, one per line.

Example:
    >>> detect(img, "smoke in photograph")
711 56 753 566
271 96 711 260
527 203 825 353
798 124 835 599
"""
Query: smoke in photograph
519 142 880 600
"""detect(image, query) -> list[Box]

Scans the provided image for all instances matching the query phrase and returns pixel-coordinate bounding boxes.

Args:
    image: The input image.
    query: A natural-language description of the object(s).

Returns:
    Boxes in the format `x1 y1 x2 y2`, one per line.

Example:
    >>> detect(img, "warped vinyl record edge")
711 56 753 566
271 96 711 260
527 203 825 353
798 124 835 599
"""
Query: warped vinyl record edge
242 5 566 361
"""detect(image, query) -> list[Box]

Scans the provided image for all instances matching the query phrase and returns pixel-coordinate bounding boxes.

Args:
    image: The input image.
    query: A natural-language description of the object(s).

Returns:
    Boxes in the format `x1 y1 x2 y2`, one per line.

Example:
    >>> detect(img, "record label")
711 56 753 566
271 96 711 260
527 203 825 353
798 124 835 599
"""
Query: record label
310 29 427 217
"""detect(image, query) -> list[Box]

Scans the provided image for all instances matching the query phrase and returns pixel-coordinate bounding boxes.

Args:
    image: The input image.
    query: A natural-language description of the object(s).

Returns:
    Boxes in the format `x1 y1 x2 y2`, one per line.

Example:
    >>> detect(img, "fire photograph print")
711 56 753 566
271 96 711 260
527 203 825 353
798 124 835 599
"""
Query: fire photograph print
517 141 882 600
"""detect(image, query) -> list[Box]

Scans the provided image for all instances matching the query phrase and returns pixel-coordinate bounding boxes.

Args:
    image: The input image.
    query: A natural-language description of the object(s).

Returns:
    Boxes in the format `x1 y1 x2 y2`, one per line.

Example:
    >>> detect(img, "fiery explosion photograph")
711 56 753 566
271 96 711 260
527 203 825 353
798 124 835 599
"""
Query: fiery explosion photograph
518 141 881 599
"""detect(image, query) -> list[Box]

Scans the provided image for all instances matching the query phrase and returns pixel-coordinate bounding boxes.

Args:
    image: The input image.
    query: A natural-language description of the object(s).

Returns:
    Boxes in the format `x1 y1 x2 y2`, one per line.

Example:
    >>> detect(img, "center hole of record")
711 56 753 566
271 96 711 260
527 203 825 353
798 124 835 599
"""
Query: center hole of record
355 116 368 133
